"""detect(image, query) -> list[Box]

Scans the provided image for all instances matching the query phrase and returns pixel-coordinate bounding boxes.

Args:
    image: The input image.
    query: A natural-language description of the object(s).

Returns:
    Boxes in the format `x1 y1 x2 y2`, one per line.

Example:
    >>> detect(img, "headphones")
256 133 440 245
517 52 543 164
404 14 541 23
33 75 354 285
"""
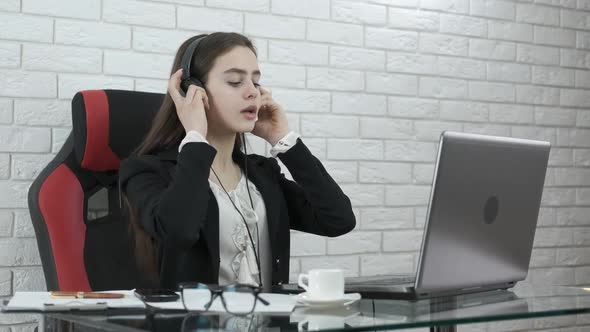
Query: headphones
179 35 207 94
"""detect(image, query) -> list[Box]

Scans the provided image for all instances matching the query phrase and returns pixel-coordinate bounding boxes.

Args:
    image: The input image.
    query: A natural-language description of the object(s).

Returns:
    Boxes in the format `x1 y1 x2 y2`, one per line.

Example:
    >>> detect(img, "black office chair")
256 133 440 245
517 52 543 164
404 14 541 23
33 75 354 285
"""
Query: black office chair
28 89 164 291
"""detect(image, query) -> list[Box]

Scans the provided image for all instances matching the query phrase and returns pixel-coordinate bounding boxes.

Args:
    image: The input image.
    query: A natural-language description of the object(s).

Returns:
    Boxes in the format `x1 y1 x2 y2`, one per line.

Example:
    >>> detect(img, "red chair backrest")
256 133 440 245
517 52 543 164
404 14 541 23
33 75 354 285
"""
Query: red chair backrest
28 90 163 291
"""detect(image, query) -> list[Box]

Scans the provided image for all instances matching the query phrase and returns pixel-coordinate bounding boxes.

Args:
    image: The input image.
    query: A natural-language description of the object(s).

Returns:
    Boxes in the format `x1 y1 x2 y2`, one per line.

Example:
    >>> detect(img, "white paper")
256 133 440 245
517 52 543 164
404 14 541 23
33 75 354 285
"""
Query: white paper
3 291 145 312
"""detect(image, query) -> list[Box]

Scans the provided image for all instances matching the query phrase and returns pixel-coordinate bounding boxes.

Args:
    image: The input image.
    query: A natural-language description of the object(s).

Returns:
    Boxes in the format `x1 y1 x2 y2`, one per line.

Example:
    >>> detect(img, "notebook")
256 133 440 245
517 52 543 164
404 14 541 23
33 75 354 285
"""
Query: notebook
3 291 144 312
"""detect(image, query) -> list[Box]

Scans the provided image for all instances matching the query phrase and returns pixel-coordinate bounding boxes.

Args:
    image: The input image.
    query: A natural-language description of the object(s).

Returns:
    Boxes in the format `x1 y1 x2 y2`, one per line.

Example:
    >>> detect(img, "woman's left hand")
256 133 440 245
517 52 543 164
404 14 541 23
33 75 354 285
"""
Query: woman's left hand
252 87 290 146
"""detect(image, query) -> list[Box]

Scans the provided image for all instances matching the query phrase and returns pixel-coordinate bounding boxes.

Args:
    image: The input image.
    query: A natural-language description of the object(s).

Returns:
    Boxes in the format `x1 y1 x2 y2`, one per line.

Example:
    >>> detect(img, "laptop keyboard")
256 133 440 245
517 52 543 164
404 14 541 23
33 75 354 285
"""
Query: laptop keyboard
345 274 416 286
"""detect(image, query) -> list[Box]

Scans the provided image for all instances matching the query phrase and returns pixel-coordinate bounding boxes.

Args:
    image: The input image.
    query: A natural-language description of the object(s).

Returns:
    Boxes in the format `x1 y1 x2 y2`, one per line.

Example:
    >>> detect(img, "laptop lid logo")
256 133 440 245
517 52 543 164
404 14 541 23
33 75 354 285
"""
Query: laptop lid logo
484 196 499 224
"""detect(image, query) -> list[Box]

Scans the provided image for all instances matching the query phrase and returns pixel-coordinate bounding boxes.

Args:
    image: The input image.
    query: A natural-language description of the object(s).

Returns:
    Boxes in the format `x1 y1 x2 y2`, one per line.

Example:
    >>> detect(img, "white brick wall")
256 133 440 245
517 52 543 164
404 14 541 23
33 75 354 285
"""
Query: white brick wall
1 0 590 330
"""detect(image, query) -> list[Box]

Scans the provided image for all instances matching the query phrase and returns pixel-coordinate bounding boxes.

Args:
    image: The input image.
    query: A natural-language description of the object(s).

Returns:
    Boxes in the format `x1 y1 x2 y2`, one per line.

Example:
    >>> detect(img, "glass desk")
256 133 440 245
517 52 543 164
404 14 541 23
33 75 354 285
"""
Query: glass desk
6 283 590 332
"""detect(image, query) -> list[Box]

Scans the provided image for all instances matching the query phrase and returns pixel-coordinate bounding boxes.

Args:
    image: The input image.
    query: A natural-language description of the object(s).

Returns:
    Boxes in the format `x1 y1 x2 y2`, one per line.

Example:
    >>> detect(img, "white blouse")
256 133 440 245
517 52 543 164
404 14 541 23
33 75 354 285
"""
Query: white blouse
210 173 271 291
178 131 300 291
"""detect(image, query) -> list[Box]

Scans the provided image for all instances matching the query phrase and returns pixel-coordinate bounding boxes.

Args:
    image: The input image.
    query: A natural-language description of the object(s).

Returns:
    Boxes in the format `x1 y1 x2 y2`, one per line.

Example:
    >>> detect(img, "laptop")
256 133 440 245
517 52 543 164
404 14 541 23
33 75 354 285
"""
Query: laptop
344 131 550 300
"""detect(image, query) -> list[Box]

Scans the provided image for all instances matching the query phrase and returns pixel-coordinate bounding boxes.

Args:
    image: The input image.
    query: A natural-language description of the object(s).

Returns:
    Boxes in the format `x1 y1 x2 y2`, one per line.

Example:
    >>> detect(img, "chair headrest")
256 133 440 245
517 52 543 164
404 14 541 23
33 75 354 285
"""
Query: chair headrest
72 90 164 172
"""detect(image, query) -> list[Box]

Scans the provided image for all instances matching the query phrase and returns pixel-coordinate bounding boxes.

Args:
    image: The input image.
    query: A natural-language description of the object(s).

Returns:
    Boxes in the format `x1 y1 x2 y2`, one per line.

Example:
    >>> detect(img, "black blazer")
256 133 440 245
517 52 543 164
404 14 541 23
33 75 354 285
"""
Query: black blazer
119 138 355 289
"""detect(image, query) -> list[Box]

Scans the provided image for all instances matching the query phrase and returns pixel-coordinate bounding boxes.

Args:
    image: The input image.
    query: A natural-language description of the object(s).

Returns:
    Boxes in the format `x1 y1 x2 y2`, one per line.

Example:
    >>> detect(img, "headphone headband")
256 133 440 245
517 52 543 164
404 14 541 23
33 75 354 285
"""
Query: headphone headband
179 35 207 92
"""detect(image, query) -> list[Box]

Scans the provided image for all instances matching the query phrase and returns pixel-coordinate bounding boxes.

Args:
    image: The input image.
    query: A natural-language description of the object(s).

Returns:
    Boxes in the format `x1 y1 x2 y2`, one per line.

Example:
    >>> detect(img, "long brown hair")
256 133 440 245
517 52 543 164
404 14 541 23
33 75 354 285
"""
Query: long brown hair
124 32 257 280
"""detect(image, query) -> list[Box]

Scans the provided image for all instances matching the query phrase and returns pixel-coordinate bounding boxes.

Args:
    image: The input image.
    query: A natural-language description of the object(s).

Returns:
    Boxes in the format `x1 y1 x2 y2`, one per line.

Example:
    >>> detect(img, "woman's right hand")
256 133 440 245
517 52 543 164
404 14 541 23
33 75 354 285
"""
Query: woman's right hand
168 68 210 137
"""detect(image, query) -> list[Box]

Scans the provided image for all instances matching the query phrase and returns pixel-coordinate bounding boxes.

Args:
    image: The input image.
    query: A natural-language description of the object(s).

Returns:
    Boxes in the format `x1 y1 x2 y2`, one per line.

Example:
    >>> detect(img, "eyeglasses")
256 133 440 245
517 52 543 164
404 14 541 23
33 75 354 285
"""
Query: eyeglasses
179 283 270 316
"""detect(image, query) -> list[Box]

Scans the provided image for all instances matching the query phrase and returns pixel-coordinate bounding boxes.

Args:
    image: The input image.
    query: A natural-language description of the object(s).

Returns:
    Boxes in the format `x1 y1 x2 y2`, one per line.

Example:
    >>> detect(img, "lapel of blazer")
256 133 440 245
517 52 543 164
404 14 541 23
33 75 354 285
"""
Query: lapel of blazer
233 150 282 255
203 192 220 271
158 146 220 274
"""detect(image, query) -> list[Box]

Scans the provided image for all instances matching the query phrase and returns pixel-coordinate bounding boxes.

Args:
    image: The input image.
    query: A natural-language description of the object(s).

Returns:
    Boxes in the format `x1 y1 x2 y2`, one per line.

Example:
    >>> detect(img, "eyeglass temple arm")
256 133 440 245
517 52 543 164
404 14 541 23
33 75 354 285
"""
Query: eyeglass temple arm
256 294 270 305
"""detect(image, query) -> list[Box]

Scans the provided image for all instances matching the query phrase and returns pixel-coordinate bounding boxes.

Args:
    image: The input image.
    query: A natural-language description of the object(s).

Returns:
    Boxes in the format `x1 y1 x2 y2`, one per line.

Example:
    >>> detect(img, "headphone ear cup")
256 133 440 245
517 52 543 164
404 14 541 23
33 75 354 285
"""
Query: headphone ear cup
180 77 204 94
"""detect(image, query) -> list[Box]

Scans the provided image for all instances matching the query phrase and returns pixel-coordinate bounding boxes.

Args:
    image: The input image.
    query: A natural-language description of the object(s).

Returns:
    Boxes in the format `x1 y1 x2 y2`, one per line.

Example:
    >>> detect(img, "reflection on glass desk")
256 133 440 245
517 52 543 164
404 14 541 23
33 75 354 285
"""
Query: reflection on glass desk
28 283 590 331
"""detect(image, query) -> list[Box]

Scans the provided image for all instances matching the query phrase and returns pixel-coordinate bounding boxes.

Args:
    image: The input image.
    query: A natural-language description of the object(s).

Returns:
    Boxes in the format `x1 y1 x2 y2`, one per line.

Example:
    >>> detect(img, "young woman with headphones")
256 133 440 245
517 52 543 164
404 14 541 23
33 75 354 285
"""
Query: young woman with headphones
119 32 355 291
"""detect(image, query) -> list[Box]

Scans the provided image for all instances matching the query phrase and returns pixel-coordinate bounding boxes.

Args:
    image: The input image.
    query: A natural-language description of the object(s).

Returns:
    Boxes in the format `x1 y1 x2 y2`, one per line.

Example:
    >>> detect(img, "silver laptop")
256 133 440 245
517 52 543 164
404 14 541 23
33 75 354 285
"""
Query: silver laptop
345 131 550 300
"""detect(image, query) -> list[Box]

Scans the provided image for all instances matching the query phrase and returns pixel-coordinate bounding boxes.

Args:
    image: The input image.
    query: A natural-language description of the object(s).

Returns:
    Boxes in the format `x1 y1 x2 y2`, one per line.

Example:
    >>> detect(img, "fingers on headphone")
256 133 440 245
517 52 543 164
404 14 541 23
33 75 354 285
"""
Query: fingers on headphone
168 69 184 102
171 69 183 87
202 93 210 110
195 86 206 95
184 84 197 102
194 88 210 110
168 85 181 105
180 84 208 112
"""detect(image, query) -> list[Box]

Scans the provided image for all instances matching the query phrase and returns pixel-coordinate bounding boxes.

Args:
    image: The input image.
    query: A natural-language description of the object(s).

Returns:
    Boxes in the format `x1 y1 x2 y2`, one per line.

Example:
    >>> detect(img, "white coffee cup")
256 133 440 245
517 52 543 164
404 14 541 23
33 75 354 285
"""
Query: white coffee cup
297 269 344 301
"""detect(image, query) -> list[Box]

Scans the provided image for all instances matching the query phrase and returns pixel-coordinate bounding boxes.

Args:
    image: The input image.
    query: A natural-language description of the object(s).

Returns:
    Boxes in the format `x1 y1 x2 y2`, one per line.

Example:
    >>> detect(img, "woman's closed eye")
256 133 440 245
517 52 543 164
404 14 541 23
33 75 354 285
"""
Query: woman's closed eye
228 81 261 88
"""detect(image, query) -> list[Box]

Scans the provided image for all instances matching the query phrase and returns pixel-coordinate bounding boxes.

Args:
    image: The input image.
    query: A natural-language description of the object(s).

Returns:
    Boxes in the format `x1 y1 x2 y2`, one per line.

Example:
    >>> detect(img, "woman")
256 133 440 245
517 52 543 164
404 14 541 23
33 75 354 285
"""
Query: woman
119 32 355 291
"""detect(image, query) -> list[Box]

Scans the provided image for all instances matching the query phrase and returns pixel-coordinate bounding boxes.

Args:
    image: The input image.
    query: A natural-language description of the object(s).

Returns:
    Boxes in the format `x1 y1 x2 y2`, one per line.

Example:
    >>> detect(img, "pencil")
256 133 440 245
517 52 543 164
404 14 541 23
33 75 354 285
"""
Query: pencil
50 291 125 299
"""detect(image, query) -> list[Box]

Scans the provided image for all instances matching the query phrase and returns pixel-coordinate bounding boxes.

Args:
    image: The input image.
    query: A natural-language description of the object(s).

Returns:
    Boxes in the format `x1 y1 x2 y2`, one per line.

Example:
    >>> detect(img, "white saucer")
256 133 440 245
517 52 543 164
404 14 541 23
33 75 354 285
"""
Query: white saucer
296 292 361 307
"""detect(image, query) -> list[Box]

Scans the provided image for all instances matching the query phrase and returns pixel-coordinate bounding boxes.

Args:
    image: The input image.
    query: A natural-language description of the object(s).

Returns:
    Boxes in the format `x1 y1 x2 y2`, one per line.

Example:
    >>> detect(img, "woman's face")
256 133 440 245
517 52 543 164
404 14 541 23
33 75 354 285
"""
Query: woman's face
204 46 261 135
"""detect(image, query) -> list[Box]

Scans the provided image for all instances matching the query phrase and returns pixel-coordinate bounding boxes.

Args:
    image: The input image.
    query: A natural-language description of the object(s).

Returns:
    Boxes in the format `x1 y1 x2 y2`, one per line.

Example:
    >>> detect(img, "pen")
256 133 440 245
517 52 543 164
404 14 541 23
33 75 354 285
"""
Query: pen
50 291 125 299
